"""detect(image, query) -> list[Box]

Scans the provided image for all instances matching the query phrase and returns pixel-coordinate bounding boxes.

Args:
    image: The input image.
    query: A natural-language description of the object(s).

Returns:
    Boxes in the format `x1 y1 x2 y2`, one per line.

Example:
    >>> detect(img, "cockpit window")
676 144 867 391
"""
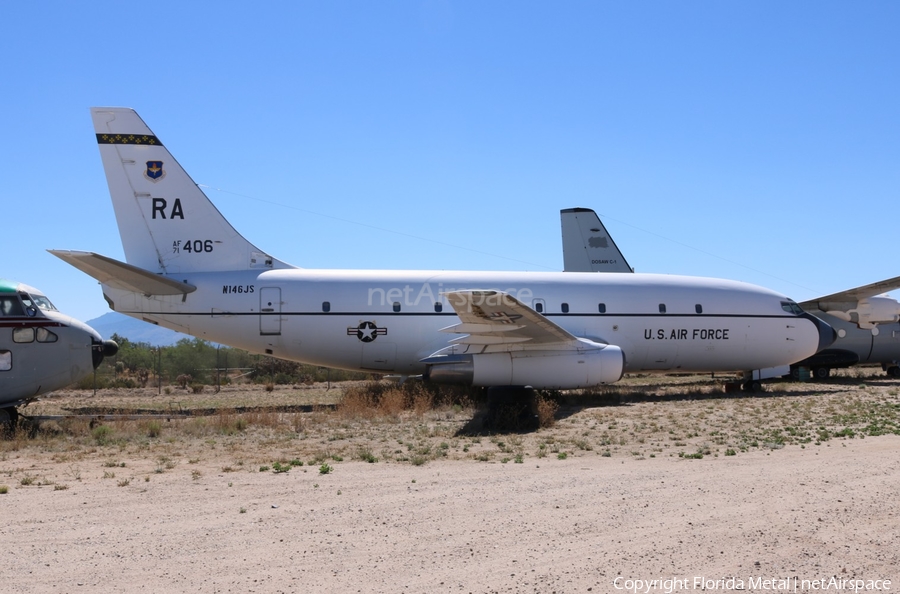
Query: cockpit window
30 294 57 311
17 295 37 317
20 293 53 314
0 296 25 317
781 301 804 315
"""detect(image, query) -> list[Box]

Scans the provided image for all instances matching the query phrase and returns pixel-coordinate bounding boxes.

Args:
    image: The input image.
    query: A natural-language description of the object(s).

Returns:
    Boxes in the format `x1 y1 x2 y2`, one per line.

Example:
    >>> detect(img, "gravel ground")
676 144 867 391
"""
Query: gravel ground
2 374 899 593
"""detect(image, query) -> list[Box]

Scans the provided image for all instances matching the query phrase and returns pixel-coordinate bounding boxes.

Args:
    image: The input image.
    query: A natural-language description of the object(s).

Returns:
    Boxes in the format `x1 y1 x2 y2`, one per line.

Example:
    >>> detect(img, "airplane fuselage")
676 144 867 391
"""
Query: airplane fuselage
104 269 825 377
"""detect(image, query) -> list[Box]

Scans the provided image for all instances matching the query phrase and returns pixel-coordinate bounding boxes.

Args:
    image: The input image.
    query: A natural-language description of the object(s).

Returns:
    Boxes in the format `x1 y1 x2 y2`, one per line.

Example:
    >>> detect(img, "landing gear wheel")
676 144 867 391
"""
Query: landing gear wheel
0 407 19 433
742 380 763 393
888 366 900 379
813 367 831 380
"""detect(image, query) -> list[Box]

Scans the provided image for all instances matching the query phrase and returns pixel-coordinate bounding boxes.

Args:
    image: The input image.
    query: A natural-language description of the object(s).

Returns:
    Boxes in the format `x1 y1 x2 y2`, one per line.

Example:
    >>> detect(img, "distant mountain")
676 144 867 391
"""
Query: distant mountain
86 312 195 346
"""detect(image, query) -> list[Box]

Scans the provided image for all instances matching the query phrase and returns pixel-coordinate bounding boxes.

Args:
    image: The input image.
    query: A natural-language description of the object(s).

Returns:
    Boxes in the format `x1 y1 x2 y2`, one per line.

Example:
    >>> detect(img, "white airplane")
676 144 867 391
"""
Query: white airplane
0 278 118 426
560 207 900 379
50 107 834 410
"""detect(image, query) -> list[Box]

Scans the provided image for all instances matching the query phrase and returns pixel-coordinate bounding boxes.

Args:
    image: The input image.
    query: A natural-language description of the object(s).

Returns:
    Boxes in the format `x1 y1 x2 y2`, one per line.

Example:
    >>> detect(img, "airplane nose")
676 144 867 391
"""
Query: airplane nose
103 339 119 358
92 338 119 369
804 313 837 352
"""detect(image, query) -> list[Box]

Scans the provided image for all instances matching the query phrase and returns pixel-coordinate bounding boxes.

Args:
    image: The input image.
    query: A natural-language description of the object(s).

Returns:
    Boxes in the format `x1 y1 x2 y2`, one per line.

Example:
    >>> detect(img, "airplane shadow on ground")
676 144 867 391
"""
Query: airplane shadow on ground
58 403 338 417
453 375 899 436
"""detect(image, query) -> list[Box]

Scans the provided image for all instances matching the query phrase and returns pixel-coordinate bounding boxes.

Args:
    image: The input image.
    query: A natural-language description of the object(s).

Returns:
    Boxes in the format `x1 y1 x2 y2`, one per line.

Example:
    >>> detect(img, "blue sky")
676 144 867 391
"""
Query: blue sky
2 2 898 324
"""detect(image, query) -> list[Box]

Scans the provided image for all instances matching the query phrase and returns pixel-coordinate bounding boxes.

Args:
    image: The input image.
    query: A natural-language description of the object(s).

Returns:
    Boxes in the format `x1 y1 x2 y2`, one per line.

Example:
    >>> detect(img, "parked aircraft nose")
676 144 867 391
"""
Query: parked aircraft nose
92 338 119 369
805 313 837 353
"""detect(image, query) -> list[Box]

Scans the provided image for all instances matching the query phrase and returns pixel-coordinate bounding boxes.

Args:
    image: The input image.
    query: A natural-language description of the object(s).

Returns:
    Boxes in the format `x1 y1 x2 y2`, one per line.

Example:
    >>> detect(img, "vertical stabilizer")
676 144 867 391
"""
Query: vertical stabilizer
91 107 294 274
560 208 633 273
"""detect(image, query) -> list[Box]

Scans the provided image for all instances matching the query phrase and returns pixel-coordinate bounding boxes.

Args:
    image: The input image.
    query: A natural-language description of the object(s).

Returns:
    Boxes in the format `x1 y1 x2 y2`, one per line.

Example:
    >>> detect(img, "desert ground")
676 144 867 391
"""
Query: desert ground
2 370 899 593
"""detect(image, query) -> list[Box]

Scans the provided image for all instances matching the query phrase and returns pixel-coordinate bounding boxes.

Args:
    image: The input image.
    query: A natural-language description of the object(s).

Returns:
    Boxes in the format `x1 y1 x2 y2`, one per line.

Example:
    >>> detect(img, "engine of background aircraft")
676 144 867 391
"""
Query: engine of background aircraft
824 296 900 331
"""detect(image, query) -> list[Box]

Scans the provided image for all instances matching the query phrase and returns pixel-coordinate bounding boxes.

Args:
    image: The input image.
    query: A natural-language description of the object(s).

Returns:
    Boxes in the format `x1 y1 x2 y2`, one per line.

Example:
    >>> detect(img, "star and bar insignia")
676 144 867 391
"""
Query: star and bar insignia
347 321 388 343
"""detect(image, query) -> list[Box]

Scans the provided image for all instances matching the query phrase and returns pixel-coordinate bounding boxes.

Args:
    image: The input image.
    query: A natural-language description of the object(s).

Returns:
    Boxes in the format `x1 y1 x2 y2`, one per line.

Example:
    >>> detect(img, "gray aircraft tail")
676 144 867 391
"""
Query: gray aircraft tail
560 208 633 273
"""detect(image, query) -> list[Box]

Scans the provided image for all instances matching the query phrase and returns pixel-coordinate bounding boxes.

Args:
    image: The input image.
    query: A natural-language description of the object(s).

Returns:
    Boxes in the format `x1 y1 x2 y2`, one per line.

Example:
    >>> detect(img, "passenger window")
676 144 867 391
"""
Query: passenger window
598 303 606 314
695 304 703 314
0 297 24 317
434 302 442 313
13 327 34 343
322 301 331 313
561 303 569 313
0 350 10 371
659 304 666 314
393 302 401 313
36 328 58 343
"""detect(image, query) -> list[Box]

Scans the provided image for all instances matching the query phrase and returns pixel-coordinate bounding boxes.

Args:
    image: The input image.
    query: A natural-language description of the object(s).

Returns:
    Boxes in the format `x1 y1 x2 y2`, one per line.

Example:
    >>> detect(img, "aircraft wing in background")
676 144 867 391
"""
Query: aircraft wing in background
801 276 900 331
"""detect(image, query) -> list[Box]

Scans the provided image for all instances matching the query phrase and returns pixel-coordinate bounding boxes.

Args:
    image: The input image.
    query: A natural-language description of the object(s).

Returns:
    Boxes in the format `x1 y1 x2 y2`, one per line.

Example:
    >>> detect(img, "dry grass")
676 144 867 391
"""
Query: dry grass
2 369 899 480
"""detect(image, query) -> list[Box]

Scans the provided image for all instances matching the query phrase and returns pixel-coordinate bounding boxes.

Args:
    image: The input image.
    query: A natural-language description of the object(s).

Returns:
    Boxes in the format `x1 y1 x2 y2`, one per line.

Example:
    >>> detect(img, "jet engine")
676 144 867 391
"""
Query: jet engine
424 345 624 389
824 296 900 332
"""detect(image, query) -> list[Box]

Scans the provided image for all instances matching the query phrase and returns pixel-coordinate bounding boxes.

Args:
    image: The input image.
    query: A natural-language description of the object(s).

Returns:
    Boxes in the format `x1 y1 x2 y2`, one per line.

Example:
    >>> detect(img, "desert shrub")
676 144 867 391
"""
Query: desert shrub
91 424 114 445
146 420 162 438
73 374 111 390
191 383 205 394
536 394 559 428
212 413 248 435
338 380 480 419
273 372 294 385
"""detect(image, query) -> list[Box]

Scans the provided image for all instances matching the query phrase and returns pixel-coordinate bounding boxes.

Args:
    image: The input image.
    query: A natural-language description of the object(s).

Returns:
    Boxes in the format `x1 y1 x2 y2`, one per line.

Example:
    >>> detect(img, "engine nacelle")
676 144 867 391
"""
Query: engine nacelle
424 346 625 389
825 296 900 329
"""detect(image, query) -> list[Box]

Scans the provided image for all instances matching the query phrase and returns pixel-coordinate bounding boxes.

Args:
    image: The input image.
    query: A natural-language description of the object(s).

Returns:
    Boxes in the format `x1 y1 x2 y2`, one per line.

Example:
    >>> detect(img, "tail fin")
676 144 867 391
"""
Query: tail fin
91 107 294 274
560 208 633 273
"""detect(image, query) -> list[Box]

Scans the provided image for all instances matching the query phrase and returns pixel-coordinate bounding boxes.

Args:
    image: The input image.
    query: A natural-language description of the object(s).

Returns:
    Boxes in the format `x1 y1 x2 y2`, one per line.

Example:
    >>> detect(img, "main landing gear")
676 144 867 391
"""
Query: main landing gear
812 367 831 379
0 406 20 433
741 380 763 393
483 386 539 431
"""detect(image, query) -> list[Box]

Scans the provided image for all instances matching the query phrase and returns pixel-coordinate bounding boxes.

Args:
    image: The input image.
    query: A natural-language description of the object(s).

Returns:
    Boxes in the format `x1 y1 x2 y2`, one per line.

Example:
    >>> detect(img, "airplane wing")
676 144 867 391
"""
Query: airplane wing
801 275 900 308
422 290 625 387
439 290 581 347
561 207 633 273
48 250 196 297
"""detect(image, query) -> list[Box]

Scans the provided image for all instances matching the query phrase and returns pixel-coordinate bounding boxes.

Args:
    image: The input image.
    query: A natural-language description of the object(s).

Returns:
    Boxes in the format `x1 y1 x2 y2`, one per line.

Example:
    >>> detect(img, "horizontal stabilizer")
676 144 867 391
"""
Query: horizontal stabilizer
48 250 196 296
